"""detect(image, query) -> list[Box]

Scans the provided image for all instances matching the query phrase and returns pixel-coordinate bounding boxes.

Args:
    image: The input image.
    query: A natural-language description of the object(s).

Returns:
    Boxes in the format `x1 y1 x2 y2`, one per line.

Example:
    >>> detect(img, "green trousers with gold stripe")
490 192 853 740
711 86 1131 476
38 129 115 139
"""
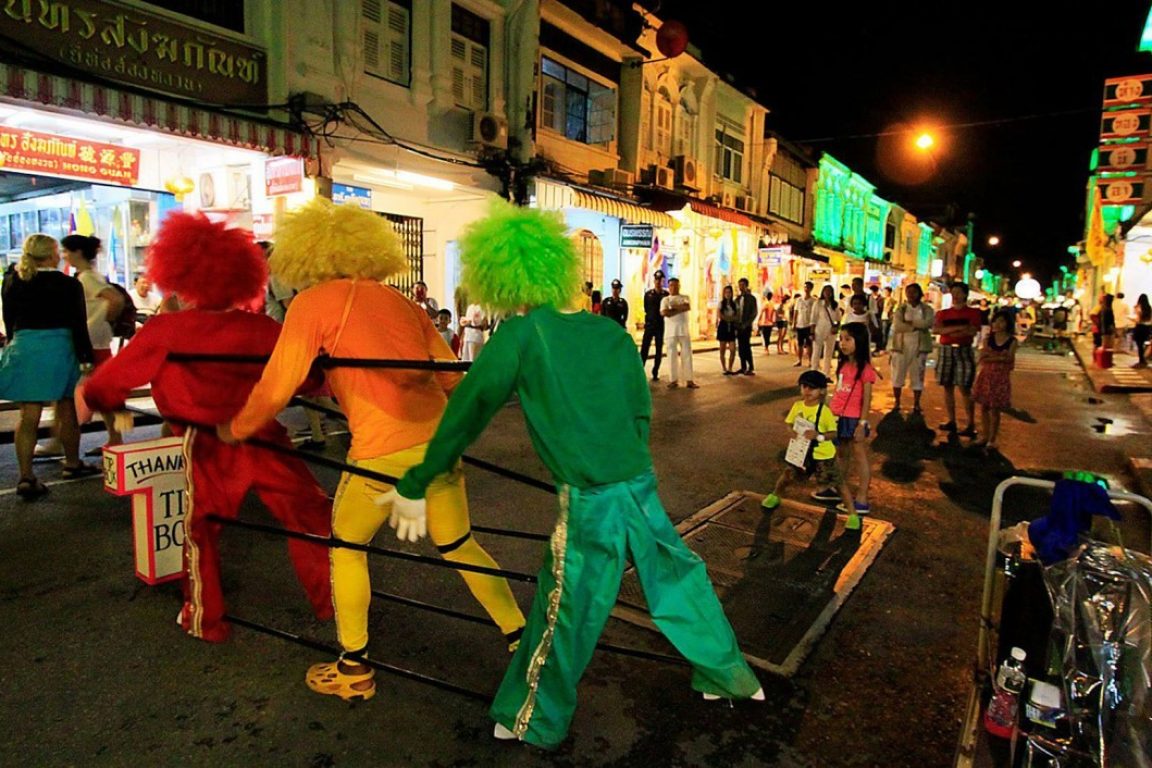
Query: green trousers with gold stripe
490 469 761 748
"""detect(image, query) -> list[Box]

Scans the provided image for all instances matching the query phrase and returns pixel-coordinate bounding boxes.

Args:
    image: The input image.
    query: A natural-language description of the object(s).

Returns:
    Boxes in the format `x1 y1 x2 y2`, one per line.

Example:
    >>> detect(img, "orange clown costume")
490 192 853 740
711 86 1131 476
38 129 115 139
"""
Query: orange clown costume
83 213 334 643
221 199 525 701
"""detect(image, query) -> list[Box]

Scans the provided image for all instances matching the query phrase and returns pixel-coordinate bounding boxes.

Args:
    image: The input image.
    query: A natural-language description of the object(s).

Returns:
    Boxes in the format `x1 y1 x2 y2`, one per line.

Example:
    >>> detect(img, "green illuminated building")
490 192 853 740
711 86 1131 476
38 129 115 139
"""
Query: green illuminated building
814 153 891 261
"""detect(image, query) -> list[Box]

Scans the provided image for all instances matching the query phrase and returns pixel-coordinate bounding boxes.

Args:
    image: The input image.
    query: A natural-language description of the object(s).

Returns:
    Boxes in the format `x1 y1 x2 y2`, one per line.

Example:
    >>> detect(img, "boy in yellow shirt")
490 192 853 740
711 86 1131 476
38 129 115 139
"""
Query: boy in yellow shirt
762 370 859 529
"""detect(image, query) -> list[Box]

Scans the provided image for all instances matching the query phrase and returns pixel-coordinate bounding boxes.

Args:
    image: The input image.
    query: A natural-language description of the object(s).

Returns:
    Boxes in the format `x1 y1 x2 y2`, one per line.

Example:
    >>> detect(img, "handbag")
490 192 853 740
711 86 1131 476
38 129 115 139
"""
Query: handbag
824 305 840 333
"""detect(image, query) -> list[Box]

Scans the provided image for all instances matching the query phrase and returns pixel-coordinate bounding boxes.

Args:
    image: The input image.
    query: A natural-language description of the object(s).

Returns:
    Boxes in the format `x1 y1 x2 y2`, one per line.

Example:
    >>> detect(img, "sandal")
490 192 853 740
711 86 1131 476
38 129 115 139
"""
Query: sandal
305 659 376 701
15 478 49 500
61 463 101 480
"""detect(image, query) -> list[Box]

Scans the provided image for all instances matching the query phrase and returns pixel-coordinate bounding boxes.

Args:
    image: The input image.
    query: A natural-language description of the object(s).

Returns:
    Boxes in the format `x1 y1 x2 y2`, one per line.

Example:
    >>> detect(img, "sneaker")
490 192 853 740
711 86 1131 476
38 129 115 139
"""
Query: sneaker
938 421 957 432
761 493 781 510
703 687 765 702
836 501 871 516
651 374 660 382
810 487 840 502
743 370 755 376
33 440 64 459
686 381 699 389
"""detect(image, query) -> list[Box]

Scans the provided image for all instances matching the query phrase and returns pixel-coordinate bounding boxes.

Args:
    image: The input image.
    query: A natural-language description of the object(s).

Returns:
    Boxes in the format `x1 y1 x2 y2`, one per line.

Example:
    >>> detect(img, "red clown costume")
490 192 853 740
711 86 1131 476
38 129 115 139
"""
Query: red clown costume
83 213 333 643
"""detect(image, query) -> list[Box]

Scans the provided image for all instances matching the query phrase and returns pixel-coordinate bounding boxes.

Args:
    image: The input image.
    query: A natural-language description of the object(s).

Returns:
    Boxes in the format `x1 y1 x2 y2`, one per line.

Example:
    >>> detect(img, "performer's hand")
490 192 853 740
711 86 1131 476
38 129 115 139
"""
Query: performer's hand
376 489 427 542
216 422 239 445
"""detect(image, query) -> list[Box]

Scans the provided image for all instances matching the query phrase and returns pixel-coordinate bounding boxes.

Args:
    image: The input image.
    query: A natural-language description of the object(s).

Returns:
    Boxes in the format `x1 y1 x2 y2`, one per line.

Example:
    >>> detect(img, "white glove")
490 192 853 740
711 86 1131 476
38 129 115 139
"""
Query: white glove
376 488 427 543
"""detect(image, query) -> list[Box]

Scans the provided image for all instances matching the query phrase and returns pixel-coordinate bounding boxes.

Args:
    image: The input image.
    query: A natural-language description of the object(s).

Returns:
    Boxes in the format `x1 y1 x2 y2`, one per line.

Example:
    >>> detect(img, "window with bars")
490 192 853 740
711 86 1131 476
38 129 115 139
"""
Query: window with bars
451 4 489 111
363 0 411 86
381 213 425 295
714 125 744 183
540 56 615 145
768 152 806 225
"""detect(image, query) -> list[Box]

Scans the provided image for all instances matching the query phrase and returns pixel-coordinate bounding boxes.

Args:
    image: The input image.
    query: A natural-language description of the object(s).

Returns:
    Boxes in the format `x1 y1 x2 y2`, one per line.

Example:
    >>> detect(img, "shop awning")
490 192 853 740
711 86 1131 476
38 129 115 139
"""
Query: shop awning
0 62 310 157
688 199 756 227
572 189 676 229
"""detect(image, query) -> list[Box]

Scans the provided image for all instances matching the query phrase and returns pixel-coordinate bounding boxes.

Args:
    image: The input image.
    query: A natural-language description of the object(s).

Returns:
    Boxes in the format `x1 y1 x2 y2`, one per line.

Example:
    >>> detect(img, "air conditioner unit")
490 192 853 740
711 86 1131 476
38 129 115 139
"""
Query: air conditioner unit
590 168 634 188
641 164 674 190
721 191 736 209
471 111 508 149
672 155 699 190
735 195 757 213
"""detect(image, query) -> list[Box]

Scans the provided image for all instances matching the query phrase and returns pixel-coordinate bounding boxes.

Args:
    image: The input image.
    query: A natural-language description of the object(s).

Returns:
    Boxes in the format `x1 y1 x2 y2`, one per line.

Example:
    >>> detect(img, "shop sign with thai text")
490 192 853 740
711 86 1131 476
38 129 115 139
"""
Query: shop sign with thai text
331 183 372 209
620 223 654 249
1101 109 1152 140
0 0 267 106
1099 176 1147 206
1104 74 1152 107
265 156 303 196
0 126 139 185
1097 142 1150 172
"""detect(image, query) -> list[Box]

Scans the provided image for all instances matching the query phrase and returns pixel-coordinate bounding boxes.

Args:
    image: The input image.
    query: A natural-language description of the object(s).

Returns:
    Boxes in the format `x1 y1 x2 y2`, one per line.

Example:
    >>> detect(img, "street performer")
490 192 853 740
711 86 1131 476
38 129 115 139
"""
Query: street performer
393 201 764 749
82 212 334 643
218 198 525 702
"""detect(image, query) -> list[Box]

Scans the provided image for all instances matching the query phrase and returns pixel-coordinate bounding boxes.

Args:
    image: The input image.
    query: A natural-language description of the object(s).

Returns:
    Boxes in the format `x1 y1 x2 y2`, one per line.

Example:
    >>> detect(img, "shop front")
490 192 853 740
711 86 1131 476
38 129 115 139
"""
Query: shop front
534 178 677 335
0 62 309 287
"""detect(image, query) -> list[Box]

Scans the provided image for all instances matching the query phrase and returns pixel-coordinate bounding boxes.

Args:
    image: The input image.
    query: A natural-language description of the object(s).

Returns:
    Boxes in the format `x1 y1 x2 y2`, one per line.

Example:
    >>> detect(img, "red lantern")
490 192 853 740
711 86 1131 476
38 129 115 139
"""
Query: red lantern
655 20 689 59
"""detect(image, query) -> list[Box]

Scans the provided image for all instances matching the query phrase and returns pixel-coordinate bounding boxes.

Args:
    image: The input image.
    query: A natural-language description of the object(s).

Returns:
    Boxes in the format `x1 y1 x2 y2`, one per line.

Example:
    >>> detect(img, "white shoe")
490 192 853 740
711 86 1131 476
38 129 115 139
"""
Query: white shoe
493 722 516 740
703 687 765 702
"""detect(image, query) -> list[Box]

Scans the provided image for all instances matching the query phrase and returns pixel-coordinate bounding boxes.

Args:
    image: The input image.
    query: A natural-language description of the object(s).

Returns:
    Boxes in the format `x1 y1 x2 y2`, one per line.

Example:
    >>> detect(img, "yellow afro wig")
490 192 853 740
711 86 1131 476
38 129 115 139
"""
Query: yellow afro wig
269 198 405 289
458 200 580 313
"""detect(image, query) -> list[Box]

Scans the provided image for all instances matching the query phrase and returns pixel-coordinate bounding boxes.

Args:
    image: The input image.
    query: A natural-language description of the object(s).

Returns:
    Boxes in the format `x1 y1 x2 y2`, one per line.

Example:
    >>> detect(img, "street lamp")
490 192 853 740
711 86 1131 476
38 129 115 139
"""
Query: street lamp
1012 259 1022 268
987 236 1000 247
915 132 935 150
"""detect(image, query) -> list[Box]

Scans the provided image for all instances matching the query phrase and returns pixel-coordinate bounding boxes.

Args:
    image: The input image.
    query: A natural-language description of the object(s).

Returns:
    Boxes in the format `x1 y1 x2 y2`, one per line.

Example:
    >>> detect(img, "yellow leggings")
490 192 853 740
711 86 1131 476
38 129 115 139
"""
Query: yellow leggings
331 443 525 653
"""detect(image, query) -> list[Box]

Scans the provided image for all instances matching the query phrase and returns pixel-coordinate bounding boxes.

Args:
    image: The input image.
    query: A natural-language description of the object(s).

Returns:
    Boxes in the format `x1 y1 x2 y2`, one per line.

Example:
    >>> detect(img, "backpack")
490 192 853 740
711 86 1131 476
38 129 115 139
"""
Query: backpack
108 282 138 339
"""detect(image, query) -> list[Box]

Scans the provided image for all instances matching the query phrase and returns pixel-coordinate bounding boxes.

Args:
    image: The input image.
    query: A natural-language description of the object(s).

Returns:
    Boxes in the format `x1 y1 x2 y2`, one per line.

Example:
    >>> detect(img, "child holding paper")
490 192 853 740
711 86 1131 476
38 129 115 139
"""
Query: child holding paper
761 370 859 528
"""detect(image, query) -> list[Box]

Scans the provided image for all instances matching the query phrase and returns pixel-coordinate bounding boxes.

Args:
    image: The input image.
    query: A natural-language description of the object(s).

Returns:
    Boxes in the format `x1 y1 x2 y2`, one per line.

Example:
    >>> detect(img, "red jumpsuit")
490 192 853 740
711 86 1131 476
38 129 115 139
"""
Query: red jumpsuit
84 310 333 643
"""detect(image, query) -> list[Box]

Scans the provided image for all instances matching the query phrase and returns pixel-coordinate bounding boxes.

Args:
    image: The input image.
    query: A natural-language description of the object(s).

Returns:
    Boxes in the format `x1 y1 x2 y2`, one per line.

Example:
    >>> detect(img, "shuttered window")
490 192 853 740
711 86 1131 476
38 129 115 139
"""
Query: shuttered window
363 0 411 87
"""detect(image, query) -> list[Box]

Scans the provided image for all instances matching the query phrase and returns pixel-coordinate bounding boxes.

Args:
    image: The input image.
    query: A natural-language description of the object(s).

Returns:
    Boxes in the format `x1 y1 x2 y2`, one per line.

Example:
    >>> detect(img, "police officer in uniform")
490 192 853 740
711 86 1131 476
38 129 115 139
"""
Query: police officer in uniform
601 278 628 328
641 270 669 381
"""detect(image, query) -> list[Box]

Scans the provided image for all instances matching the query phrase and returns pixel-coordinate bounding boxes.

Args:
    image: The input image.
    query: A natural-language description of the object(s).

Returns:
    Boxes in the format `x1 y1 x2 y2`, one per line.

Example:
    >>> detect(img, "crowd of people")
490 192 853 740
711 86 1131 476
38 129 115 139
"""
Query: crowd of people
0 202 1141 749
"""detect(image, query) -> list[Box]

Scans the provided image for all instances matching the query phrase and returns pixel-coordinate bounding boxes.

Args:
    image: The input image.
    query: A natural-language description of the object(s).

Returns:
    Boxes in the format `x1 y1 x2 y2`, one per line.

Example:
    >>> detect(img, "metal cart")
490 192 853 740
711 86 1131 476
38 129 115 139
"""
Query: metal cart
954 476 1152 767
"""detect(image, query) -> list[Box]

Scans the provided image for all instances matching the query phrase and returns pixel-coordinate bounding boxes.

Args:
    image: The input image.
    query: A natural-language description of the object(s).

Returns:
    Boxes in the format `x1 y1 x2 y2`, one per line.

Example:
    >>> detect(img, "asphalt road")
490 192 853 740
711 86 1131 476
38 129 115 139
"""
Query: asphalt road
1 341 1147 767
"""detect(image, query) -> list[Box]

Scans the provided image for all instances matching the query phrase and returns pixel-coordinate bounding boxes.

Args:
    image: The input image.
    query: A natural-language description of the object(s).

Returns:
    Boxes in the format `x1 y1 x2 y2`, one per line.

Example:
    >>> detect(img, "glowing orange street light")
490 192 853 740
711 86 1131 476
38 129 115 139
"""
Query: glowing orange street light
987 235 1001 247
1012 259 1022 268
915 132 935 150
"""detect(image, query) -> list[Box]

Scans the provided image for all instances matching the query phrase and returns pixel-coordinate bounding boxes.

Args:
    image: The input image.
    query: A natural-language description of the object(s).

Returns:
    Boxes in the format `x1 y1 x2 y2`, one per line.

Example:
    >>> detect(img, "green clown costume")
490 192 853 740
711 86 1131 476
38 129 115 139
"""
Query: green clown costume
396 202 761 749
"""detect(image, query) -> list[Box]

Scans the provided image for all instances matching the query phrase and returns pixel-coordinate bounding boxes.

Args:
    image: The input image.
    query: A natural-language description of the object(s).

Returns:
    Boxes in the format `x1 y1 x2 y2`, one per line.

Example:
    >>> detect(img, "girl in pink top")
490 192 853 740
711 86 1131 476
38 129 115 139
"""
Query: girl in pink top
830 322 878 515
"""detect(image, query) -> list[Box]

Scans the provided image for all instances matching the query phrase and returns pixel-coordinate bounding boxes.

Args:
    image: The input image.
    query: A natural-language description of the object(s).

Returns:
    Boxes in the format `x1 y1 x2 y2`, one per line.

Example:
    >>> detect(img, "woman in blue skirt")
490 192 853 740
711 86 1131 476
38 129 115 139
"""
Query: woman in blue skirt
0 234 97 498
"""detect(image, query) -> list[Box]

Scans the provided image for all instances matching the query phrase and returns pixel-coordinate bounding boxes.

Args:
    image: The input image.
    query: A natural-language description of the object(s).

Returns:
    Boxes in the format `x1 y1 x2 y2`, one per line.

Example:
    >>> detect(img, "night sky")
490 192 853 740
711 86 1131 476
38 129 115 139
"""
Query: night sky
646 1 1152 282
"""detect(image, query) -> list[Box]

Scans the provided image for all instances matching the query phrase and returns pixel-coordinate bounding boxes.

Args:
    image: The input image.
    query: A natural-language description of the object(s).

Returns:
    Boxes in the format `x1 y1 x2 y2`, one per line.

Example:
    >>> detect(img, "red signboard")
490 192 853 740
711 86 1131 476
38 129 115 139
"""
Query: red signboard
265 156 304 196
1098 176 1147 206
1104 75 1152 106
1101 109 1152 140
0 127 140 186
1098 142 1150 172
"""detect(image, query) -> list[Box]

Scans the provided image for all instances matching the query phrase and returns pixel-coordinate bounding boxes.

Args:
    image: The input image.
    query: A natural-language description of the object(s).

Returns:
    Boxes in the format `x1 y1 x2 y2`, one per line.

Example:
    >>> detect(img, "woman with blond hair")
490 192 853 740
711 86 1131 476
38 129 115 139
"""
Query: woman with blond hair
0 234 97 498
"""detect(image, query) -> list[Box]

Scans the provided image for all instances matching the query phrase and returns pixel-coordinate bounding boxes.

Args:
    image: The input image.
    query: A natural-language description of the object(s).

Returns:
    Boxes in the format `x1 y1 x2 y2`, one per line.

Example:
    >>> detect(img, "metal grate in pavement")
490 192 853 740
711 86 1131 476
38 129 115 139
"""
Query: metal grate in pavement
613 491 894 677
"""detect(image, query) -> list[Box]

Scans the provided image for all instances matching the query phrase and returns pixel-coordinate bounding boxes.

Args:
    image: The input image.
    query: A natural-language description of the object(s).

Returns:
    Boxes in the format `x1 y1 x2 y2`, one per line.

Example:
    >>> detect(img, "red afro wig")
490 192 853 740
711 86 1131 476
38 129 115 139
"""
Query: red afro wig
145 212 267 311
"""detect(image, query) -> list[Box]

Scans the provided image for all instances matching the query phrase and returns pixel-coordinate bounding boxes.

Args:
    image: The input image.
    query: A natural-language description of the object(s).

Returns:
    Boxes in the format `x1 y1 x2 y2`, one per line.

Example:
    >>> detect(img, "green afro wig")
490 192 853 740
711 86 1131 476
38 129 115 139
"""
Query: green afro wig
457 200 581 313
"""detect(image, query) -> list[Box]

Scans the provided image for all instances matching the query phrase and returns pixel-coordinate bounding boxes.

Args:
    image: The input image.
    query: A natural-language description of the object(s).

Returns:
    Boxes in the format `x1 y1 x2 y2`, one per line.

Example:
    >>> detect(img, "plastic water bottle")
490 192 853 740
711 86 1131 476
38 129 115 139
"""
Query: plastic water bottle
984 647 1027 739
